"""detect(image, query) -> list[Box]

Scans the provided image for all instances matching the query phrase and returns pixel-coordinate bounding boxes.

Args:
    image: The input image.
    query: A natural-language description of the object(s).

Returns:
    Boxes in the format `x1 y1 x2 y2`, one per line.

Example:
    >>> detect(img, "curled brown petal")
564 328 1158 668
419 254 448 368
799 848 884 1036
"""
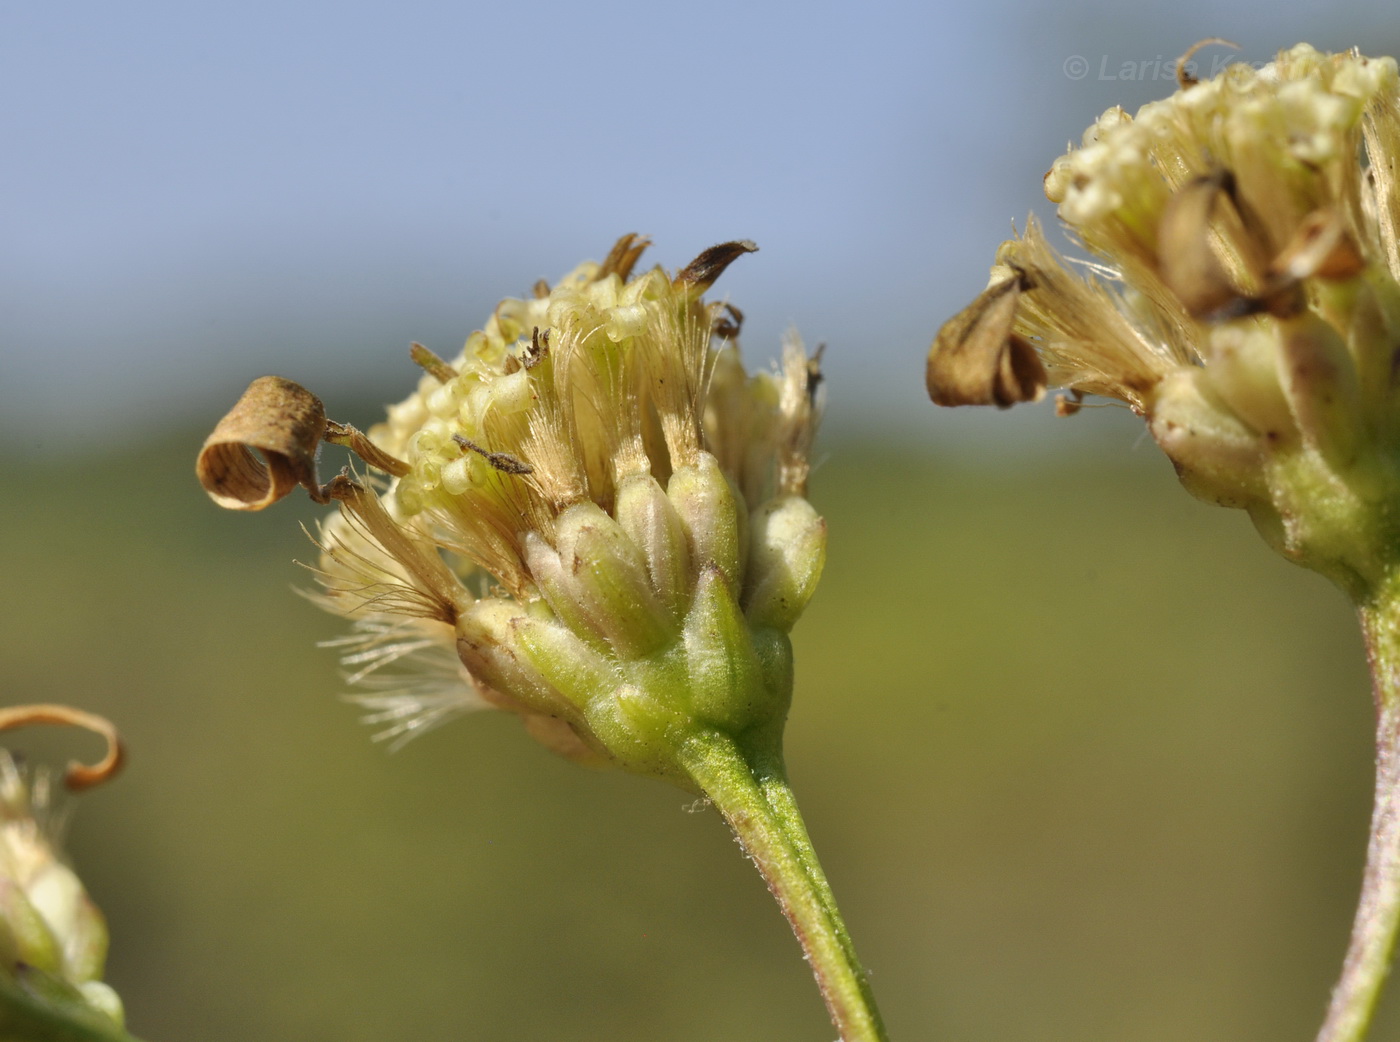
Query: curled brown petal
0 704 125 792
675 240 758 290
197 376 327 510
926 271 1047 408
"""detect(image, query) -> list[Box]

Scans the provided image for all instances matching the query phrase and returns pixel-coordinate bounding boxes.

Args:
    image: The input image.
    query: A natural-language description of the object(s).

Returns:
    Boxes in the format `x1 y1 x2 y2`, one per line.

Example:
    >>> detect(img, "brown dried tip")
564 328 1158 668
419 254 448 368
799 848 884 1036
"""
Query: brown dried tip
675 240 759 291
596 233 652 282
198 376 327 510
1055 390 1085 417
927 272 1047 408
453 434 533 475
409 342 458 384
0 704 125 792
324 421 411 478
714 303 744 340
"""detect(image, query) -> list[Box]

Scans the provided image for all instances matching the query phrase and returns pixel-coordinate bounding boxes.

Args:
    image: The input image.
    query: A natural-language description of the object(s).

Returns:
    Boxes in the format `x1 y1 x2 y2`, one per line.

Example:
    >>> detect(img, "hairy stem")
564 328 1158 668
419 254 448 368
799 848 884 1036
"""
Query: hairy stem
748 746 886 1027
1317 573 1400 1042
678 731 890 1042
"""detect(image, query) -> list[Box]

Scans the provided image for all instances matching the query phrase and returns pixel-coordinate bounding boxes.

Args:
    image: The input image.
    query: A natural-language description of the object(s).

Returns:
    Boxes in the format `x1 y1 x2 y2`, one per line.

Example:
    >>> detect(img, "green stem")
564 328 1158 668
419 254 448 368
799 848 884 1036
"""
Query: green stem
677 731 890 1042
749 747 886 1028
1316 575 1400 1042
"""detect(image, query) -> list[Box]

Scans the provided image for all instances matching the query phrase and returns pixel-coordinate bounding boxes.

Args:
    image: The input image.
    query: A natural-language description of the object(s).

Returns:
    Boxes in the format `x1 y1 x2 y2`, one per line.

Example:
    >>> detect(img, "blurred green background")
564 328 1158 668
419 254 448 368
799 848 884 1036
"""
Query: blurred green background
2 414 1392 1042
10 5 1400 1039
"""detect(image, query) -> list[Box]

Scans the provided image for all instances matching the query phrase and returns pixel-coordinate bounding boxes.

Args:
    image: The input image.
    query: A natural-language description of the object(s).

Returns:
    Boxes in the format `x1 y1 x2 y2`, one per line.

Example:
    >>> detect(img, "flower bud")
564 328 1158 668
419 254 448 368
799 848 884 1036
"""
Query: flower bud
668 453 745 598
683 565 768 732
510 614 615 715
454 598 561 713
1149 370 1267 509
613 474 692 619
1196 323 1296 443
1275 312 1363 470
528 502 675 658
743 496 827 630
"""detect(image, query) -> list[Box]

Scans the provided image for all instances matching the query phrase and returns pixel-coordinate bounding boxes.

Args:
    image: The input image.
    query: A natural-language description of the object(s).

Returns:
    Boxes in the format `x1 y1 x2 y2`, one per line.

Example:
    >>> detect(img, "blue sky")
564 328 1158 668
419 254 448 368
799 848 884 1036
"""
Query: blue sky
4 0 1396 452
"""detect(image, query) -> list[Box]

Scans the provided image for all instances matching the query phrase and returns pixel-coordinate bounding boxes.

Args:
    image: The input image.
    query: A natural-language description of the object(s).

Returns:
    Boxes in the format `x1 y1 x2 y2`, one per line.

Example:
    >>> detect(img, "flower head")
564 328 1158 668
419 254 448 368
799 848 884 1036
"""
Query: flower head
928 44 1400 596
0 705 125 1029
200 238 826 781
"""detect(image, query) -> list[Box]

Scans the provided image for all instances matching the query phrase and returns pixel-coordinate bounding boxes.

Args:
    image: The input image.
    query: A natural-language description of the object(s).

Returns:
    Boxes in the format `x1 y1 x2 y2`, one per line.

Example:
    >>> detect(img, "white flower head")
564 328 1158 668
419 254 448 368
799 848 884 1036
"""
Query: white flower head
201 238 827 774
929 45 1400 594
